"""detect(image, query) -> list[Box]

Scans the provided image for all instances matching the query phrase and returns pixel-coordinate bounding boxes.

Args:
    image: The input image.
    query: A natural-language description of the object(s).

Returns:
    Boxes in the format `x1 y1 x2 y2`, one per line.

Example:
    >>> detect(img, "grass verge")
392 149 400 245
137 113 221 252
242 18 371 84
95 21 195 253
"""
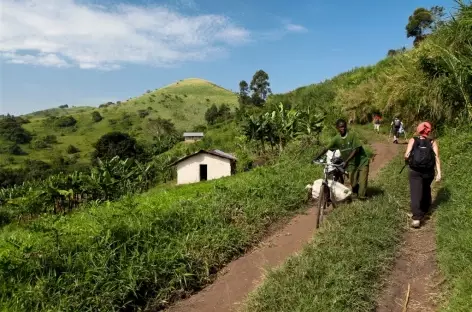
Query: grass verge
435 129 472 312
0 142 319 312
243 152 408 312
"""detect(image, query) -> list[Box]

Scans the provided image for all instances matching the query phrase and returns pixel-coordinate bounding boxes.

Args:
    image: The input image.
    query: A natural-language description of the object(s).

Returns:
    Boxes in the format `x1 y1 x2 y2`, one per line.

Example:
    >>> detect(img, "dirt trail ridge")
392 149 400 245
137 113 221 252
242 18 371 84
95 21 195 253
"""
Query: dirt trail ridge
166 142 400 312
376 196 442 312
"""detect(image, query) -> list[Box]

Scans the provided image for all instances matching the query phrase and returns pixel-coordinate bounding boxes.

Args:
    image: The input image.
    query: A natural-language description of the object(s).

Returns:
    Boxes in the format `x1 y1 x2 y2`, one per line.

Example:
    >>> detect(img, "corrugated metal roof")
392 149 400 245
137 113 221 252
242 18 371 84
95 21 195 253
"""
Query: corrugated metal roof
183 132 204 137
169 149 237 166
209 149 237 161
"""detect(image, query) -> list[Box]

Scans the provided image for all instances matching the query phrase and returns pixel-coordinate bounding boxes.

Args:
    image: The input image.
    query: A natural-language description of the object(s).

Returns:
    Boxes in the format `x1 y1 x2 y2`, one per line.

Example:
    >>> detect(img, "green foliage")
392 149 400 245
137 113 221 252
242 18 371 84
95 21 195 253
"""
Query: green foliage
250 70 272 106
406 6 445 46
31 135 58 150
242 103 324 152
435 128 472 311
238 80 251 106
66 145 80 154
1 144 27 156
204 103 233 125
91 111 103 122
0 156 155 223
145 117 176 139
92 132 143 163
0 115 33 144
59 104 69 109
137 109 149 118
55 116 77 127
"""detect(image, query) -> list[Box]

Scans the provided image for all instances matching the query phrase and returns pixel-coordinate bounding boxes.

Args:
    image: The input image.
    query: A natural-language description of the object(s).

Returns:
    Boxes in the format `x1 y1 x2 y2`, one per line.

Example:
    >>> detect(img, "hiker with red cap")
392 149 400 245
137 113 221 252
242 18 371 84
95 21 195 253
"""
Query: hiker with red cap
404 121 442 228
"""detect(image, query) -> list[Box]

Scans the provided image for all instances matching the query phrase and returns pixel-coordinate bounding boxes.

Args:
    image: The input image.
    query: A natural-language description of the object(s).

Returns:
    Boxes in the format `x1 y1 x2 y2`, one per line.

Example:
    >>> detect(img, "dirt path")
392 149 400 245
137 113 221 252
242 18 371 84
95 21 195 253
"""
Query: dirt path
376 198 442 312
165 142 401 312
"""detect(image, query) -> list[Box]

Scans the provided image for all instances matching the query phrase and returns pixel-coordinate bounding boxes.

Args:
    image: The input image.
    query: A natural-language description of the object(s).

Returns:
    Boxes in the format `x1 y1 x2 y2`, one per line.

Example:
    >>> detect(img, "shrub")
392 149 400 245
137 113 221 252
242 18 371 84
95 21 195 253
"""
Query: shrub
2 143 27 155
66 145 80 154
91 111 103 122
44 135 58 144
55 116 77 127
31 139 49 150
137 110 149 118
0 116 33 144
92 131 144 162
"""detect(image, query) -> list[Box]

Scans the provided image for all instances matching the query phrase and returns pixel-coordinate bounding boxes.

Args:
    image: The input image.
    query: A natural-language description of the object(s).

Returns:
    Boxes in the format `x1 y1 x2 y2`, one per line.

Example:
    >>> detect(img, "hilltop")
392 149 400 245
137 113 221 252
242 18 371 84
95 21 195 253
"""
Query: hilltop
0 78 238 167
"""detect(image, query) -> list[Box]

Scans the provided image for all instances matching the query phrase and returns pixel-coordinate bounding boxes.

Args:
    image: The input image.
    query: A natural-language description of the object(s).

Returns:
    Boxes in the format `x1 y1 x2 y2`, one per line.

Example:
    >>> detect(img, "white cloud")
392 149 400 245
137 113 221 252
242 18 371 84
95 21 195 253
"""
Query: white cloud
0 51 70 67
285 23 308 33
0 0 251 70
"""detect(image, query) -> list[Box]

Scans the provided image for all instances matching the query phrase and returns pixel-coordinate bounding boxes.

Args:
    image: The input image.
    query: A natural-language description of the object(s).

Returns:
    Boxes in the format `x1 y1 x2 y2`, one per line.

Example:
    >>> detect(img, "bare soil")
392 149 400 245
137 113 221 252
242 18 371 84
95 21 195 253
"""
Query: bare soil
376 198 442 312
165 142 400 312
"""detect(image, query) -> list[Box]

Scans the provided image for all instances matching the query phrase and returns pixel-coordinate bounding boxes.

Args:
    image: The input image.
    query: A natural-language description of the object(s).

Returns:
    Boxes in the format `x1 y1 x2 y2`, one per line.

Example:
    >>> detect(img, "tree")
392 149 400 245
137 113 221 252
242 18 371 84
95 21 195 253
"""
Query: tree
146 117 177 139
238 80 251 106
59 104 69 109
218 104 232 121
0 115 32 144
406 6 445 46
91 111 103 122
250 70 272 106
92 132 143 162
205 104 219 125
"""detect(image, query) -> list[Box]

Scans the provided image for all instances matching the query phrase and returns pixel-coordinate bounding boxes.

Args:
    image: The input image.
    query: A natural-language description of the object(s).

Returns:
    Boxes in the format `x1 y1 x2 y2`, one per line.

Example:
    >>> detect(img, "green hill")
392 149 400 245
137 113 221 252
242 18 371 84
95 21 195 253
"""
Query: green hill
1 78 238 167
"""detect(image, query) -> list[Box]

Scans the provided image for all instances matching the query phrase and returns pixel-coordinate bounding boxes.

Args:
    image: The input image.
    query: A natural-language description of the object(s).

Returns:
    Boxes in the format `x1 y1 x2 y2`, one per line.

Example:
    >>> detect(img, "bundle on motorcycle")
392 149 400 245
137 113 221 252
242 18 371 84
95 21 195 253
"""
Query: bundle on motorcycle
308 149 352 228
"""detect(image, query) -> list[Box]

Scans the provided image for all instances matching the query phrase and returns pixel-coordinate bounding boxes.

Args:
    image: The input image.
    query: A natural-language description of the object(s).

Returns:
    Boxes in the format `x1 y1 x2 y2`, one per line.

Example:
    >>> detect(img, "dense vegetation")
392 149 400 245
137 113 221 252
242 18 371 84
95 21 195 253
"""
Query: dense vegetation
435 129 472 311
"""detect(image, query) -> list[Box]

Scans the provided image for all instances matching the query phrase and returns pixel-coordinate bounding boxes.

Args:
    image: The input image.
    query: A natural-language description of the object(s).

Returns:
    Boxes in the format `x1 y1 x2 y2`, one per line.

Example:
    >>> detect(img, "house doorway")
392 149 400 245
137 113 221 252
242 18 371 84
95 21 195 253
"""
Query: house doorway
199 164 208 181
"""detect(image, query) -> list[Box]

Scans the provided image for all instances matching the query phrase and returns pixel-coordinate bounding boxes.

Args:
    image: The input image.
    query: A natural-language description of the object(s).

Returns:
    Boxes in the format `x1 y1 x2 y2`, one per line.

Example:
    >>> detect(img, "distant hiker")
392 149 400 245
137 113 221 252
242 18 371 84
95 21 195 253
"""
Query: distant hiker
404 121 442 228
391 117 403 144
314 119 370 200
373 115 382 133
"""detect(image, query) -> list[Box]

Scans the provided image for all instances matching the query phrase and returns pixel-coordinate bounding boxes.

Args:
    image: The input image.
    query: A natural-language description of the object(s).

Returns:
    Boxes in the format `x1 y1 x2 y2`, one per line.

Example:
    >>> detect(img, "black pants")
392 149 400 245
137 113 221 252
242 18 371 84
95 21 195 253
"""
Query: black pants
408 169 434 220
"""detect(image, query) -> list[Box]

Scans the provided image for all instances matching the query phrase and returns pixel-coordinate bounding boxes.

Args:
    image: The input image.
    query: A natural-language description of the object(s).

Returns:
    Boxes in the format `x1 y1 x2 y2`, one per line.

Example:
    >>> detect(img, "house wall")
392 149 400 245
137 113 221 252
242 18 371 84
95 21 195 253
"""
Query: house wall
176 153 231 185
184 137 202 143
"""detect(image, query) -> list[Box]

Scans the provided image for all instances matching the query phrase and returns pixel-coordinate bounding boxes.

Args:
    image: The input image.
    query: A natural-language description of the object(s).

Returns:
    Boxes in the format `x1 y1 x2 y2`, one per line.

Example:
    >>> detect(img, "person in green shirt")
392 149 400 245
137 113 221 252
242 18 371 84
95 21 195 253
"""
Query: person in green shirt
314 119 370 200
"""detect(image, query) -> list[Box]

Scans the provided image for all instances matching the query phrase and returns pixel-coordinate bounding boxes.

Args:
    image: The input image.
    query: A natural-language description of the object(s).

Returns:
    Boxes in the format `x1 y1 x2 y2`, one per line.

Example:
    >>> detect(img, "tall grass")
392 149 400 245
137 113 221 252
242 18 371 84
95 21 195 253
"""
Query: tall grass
0 141 320 311
334 2 472 126
244 154 408 312
435 129 472 311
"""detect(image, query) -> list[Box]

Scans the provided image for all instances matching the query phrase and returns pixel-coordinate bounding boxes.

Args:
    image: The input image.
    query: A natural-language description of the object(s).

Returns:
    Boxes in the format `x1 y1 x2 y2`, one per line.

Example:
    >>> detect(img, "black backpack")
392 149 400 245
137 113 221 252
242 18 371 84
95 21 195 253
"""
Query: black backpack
408 137 436 170
394 119 401 127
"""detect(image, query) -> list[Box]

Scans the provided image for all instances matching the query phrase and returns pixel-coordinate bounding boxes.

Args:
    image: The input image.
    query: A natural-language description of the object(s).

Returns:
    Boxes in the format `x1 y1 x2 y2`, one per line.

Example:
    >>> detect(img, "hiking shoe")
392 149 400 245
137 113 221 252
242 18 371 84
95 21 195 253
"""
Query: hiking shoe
411 220 421 228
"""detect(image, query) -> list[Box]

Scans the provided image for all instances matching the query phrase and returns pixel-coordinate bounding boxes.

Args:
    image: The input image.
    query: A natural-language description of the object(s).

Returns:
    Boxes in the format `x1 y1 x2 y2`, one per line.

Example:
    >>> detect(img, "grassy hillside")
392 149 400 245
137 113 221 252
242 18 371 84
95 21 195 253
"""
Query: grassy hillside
1 78 237 167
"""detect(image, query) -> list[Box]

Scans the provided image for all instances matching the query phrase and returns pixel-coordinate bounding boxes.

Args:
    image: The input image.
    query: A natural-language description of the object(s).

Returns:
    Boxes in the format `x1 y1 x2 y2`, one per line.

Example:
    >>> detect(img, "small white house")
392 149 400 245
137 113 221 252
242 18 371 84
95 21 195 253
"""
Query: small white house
183 132 204 143
171 149 237 185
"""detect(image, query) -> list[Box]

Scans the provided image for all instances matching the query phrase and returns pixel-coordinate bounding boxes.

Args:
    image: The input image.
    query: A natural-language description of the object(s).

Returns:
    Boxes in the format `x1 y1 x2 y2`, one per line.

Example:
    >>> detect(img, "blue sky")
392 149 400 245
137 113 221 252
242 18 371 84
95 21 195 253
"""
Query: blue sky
0 0 457 115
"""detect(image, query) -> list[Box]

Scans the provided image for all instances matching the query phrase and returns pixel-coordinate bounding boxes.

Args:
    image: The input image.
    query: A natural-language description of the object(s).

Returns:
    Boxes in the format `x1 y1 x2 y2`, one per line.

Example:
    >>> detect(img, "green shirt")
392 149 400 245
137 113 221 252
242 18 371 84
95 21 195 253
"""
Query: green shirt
327 131 370 171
